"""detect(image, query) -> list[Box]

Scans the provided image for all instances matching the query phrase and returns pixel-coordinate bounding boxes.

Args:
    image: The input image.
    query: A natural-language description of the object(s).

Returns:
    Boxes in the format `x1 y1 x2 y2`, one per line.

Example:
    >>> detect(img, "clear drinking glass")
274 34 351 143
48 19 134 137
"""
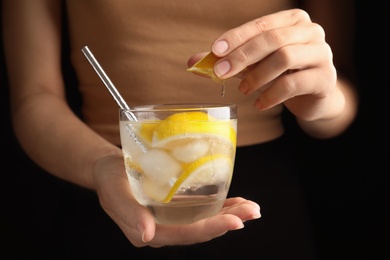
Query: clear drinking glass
119 103 237 224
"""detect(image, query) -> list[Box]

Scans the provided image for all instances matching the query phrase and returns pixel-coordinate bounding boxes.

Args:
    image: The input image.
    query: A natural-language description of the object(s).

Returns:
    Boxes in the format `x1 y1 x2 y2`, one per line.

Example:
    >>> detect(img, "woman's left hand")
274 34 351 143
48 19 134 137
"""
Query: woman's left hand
192 9 341 123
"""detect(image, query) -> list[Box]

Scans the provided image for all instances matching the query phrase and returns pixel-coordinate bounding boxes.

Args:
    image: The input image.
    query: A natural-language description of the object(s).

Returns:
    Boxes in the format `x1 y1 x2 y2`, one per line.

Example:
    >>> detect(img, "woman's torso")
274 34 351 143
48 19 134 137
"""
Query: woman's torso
65 0 296 146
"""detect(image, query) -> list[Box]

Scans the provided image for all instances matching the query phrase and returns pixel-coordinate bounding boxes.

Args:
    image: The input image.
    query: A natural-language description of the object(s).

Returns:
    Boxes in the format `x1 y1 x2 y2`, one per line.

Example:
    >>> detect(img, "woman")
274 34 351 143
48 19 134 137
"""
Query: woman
2 0 357 258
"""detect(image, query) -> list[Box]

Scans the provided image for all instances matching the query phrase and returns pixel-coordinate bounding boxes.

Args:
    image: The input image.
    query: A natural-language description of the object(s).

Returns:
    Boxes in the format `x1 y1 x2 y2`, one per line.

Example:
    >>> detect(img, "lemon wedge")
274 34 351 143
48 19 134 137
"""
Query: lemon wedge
124 157 142 173
187 52 223 84
151 111 236 148
138 123 158 144
162 154 233 203
142 176 172 202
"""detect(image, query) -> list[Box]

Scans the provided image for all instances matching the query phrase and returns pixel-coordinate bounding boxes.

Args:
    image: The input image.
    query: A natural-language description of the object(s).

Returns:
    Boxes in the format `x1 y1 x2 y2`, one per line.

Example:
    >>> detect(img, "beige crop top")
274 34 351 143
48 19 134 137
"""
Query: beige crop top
65 0 296 146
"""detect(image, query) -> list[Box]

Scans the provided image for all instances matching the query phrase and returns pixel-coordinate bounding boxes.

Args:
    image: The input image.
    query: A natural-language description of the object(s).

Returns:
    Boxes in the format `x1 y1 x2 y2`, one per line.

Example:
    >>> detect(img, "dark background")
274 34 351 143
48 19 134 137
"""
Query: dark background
1 1 387 259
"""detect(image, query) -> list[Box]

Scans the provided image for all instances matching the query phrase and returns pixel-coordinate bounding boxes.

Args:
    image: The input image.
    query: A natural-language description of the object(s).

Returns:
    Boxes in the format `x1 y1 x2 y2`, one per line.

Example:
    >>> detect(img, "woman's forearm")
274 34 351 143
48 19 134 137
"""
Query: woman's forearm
12 92 122 190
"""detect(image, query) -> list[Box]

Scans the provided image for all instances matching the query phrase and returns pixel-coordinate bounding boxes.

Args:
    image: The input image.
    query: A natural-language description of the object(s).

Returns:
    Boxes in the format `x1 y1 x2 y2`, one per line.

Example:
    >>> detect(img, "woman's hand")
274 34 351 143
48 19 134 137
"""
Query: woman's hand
190 9 343 123
93 153 261 248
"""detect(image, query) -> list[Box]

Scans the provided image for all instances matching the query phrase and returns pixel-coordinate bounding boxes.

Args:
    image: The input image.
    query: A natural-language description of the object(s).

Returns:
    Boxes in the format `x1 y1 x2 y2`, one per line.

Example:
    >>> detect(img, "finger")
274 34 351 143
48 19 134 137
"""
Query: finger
212 9 312 56
108 202 156 247
149 214 245 247
214 23 325 79
144 198 261 247
254 66 336 112
222 197 252 206
221 197 261 212
239 42 332 95
96 168 157 247
220 200 262 222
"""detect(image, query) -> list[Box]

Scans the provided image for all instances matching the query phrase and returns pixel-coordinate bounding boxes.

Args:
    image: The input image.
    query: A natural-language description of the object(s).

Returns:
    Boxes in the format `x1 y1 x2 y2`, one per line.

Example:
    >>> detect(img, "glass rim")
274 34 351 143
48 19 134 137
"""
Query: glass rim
120 103 237 112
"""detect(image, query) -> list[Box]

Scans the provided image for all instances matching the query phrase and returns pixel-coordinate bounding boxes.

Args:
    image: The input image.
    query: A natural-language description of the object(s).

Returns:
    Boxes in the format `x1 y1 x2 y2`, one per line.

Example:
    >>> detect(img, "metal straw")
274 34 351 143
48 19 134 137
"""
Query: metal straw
81 46 137 120
81 46 147 152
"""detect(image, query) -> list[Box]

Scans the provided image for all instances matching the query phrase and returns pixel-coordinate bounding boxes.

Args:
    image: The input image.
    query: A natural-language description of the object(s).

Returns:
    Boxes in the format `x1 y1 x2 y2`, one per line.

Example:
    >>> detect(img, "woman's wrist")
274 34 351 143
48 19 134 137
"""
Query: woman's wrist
297 78 358 139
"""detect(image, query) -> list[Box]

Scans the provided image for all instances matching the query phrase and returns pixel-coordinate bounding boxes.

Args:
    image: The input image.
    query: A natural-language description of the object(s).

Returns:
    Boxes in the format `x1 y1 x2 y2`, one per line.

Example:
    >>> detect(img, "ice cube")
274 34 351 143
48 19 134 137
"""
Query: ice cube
142 176 171 202
120 122 145 160
181 156 232 187
171 139 209 163
138 149 181 185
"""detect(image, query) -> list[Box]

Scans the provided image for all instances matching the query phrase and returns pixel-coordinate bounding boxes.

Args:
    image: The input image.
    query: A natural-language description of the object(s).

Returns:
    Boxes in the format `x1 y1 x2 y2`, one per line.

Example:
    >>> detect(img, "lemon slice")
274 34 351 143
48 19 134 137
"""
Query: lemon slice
142 176 172 202
187 52 223 84
151 111 236 148
162 154 233 203
139 123 158 144
124 157 142 173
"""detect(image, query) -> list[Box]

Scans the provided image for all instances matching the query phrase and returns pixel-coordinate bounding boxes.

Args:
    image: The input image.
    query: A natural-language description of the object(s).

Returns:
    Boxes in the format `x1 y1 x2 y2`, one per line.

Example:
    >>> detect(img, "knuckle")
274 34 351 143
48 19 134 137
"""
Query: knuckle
312 22 326 39
245 70 262 86
253 17 272 33
319 43 335 68
324 43 333 58
292 8 311 22
274 47 294 69
228 29 245 48
264 29 285 48
234 47 251 64
328 65 337 86
280 74 298 94
324 43 333 63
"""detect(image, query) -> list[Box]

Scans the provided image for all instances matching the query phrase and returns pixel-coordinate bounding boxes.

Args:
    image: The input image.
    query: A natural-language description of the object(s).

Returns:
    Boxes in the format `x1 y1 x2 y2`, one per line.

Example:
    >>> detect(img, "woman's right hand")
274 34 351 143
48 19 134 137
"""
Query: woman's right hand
93 153 261 248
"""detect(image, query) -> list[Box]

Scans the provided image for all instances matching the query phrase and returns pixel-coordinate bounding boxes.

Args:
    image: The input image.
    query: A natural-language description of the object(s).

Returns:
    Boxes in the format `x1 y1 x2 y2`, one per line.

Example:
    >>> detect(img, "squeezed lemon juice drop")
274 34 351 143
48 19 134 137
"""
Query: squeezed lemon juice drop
220 81 226 97
186 52 228 97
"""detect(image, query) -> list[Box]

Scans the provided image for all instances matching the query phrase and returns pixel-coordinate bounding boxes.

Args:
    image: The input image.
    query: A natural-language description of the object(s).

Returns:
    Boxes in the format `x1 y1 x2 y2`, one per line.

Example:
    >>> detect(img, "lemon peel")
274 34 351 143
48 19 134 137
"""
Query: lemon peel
151 111 236 147
187 52 223 84
125 157 143 173
162 154 232 203
138 122 158 144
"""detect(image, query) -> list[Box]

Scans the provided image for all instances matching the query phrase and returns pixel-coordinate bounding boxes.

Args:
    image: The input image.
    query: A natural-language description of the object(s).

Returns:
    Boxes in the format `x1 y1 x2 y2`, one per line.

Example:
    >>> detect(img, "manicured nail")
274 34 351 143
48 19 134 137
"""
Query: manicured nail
137 223 146 242
254 100 264 110
237 222 245 229
213 40 229 55
214 60 231 77
239 82 249 94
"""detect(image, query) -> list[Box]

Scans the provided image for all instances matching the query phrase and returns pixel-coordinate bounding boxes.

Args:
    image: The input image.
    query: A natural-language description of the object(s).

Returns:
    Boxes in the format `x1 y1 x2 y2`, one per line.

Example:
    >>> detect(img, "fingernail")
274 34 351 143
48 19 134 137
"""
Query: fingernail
213 40 229 55
239 82 249 94
137 223 146 242
254 99 264 110
214 60 231 77
237 222 245 229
